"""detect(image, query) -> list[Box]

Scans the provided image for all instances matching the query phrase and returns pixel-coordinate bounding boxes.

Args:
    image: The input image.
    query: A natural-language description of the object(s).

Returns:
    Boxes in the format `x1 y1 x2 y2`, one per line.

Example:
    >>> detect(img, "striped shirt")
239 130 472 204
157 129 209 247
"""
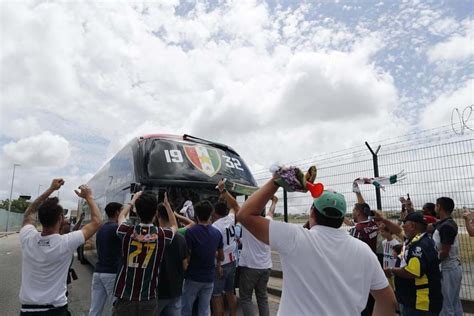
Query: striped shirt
114 222 173 301
350 219 378 253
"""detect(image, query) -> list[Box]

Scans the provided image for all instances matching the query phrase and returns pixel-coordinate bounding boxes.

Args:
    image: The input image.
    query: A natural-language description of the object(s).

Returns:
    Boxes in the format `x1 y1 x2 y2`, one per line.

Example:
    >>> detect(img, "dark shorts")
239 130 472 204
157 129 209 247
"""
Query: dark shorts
213 262 236 295
112 298 157 316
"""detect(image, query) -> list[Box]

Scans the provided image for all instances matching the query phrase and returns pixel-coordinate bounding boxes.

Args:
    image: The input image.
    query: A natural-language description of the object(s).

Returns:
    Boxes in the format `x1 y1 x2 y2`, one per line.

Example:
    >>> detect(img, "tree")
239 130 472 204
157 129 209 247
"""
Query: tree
0 199 31 213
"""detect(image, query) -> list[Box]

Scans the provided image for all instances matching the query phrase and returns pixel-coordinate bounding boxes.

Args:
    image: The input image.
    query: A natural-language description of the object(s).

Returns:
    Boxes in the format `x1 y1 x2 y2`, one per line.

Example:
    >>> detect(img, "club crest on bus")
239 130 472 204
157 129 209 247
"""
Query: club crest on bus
183 145 222 177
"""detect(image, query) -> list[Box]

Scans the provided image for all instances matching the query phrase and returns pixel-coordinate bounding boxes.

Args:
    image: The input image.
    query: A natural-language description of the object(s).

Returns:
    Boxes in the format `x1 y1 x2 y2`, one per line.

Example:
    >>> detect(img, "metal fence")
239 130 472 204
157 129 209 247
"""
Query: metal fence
253 123 474 300
0 208 23 232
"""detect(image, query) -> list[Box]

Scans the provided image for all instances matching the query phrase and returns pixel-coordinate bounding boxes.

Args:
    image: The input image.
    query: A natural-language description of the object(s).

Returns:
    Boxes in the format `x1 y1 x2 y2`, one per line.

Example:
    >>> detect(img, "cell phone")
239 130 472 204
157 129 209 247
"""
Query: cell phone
130 183 142 194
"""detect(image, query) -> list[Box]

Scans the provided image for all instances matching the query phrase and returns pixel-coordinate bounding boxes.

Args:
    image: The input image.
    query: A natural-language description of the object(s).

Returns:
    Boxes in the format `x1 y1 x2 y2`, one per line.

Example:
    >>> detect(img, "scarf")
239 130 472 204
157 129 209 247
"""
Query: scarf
352 170 406 193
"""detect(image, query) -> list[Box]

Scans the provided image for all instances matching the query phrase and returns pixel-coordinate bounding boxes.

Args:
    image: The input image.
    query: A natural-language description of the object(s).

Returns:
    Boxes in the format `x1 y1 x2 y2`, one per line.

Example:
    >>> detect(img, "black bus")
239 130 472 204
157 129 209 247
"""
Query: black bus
77 134 257 265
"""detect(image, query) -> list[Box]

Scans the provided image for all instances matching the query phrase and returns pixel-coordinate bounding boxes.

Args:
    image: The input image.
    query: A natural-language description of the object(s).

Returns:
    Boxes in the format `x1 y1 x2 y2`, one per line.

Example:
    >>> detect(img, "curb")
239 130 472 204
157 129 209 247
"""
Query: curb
267 286 282 297
0 232 18 238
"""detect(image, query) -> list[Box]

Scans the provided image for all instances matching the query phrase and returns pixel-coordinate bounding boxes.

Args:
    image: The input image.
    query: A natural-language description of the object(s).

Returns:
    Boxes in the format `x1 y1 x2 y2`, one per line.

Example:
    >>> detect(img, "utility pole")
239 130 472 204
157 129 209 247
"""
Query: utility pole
6 164 20 232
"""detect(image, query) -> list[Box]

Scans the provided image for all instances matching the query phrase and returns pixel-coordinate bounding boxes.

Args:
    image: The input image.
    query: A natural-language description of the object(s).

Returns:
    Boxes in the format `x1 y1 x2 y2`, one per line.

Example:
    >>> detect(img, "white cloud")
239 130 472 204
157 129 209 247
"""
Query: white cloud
427 20 474 62
421 79 474 129
0 1 403 207
0 1 469 209
0 117 42 140
276 48 397 123
429 17 460 36
2 132 71 167
3 169 95 211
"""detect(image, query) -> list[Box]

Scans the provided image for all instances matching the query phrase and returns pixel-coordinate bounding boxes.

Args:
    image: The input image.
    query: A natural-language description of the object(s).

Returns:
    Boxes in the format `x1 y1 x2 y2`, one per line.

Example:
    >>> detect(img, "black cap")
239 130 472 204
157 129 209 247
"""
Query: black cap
403 212 427 226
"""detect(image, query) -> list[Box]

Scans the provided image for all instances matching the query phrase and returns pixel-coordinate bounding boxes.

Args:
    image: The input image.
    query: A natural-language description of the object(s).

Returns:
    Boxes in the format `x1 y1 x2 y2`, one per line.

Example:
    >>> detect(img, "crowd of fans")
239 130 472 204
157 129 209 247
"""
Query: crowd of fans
17 174 468 316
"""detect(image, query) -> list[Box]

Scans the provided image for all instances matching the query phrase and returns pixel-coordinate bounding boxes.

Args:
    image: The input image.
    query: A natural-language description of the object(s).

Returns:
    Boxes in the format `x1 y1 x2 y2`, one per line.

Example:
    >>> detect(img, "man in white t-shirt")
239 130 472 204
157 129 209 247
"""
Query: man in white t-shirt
237 177 397 316
19 179 102 315
239 196 278 316
211 180 241 316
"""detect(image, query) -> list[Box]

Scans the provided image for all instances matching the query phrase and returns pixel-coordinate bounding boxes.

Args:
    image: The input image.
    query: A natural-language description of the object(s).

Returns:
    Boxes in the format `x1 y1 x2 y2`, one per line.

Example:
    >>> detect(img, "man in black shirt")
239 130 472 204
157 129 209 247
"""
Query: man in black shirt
89 202 123 316
432 197 462 315
385 212 442 315
155 201 188 316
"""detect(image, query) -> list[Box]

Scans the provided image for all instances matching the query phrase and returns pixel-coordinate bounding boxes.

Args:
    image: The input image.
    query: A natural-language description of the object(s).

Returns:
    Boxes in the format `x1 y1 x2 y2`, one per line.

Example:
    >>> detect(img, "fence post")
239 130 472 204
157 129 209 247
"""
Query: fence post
283 189 288 223
365 142 382 211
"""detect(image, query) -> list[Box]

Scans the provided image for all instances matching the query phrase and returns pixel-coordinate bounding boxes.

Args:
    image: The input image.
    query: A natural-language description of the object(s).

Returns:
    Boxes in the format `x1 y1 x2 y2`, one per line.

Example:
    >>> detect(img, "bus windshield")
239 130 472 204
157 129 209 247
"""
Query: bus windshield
141 138 256 187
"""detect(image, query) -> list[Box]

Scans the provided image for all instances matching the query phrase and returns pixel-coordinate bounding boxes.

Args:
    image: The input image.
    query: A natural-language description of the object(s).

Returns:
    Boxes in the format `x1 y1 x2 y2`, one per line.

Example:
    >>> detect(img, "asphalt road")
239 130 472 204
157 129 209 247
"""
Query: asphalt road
0 233 279 315
0 233 22 315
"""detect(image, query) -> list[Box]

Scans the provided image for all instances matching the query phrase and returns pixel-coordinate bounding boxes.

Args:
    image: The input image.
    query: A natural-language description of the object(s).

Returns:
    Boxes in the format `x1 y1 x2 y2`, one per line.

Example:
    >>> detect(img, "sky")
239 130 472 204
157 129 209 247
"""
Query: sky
0 0 473 210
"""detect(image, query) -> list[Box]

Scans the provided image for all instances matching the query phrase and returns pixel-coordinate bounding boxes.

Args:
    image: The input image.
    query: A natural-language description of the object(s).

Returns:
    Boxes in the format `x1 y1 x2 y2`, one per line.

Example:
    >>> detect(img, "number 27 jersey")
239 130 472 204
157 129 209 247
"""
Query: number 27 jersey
114 223 173 301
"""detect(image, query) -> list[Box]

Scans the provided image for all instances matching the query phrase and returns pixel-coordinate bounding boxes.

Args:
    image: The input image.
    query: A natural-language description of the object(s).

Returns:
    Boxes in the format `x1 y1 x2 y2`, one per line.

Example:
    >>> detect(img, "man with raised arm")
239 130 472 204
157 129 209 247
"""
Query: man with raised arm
155 195 189 316
351 187 379 253
113 191 177 316
237 176 397 316
239 195 278 316
351 184 383 316
19 179 101 315
211 180 241 316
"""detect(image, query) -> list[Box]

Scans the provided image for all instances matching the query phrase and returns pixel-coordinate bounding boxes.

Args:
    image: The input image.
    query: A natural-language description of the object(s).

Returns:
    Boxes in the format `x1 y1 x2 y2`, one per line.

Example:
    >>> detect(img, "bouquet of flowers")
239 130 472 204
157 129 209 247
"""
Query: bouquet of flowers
270 164 324 198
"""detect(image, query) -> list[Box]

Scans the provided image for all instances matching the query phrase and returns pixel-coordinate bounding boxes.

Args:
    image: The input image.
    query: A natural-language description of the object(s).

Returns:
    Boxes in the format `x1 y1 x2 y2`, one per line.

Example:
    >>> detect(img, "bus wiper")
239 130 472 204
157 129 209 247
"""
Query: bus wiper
183 134 239 156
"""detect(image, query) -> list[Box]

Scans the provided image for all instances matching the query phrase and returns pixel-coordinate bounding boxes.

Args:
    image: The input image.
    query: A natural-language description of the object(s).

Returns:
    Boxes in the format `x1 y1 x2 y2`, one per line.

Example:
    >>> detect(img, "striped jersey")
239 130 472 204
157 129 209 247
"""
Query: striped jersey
350 219 378 252
114 222 173 301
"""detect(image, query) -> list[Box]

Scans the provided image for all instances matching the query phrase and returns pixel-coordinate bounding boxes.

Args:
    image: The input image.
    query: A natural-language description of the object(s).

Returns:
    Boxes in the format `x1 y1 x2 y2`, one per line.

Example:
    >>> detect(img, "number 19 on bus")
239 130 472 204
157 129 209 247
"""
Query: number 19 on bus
164 150 183 163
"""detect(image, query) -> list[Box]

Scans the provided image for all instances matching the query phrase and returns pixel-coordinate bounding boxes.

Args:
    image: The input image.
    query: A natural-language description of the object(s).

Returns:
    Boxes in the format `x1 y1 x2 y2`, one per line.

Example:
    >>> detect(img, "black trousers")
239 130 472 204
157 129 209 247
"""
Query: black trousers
20 305 70 316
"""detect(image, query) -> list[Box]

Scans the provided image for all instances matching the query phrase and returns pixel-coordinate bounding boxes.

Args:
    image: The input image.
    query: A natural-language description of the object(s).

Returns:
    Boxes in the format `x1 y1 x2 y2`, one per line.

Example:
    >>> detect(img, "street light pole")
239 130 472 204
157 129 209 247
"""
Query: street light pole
6 164 20 232
36 184 43 223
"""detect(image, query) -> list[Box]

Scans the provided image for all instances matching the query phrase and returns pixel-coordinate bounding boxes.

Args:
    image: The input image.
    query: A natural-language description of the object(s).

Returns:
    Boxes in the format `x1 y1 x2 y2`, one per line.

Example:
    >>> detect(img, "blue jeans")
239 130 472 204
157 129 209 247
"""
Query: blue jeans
181 279 213 316
156 296 181 316
440 265 463 316
89 272 116 316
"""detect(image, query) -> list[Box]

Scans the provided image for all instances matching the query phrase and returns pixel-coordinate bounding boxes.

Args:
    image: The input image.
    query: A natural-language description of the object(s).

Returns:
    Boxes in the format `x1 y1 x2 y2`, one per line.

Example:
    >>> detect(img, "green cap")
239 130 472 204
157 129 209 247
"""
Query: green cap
312 190 347 218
